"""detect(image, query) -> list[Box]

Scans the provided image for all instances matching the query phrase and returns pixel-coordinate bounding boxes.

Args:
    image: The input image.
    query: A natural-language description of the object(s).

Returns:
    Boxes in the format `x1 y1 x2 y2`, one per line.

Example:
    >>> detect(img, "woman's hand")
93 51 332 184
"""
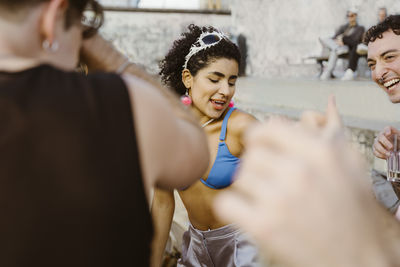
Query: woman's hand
80 33 126 72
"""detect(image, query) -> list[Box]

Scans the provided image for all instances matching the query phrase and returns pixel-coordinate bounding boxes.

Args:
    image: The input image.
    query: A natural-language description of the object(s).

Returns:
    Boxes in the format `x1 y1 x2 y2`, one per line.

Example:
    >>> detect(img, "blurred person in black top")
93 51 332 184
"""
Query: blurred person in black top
0 0 209 266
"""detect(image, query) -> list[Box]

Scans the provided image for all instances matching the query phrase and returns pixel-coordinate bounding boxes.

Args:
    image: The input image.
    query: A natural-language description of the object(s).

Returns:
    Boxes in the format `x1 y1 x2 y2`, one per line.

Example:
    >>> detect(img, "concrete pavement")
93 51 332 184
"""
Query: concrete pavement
235 77 400 131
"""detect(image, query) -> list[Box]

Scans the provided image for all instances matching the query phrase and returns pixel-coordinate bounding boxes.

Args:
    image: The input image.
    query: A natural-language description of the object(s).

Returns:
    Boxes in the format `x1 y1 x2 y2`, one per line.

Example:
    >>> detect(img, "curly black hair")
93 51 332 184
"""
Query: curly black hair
159 24 241 95
364 15 400 44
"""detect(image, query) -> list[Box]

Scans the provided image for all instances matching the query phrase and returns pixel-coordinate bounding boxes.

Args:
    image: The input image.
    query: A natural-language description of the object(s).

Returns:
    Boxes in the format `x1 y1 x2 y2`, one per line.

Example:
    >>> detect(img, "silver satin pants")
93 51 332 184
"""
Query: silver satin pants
177 224 261 267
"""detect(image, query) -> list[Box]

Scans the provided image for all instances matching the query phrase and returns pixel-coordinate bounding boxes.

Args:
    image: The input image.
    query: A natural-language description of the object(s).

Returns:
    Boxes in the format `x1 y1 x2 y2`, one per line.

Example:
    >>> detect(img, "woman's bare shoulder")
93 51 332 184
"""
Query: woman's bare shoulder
229 109 258 132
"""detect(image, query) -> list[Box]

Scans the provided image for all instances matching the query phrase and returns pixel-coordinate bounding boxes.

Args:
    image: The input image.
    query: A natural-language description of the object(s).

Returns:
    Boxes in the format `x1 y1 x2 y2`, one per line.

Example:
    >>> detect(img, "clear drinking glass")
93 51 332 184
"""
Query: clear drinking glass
387 134 400 182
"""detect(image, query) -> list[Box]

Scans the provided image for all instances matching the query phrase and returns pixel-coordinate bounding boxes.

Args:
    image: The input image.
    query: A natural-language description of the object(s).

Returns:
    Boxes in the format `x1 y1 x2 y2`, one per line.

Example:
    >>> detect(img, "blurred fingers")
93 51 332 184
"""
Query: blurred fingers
377 133 393 151
231 143 315 207
325 95 341 127
214 190 258 229
300 110 325 131
323 95 344 140
231 147 277 199
298 96 343 141
245 119 328 164
373 138 390 159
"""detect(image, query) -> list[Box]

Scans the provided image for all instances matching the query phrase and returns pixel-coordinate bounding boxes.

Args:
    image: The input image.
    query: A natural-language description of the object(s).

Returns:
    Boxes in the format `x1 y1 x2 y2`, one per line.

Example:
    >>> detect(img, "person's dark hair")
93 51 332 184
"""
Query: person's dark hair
159 24 241 95
0 0 103 39
364 15 400 44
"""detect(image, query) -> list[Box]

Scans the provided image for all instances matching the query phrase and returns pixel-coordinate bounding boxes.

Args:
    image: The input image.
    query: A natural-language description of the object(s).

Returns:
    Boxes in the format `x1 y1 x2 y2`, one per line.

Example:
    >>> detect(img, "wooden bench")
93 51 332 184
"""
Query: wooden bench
305 54 348 77
305 52 367 77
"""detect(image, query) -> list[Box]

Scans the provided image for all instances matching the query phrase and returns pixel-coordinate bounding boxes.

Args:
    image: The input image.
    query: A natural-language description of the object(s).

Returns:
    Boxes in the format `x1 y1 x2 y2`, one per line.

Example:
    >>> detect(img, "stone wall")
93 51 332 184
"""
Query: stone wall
230 0 400 77
100 10 231 74
98 0 400 77
239 104 376 169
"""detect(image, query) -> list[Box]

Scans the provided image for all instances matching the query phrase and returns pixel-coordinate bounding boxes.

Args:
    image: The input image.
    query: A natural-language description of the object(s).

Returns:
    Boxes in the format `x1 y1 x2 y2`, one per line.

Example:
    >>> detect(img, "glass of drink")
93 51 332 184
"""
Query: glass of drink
387 134 400 182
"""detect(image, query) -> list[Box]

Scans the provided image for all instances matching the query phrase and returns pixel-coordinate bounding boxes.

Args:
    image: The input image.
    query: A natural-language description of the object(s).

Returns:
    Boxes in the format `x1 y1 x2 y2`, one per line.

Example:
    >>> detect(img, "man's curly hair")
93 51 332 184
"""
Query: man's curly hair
364 15 400 44
159 24 241 95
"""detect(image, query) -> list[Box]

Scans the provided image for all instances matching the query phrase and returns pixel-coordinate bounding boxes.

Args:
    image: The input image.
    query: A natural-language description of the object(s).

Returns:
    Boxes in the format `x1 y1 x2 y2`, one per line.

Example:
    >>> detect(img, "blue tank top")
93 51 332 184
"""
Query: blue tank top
201 108 240 189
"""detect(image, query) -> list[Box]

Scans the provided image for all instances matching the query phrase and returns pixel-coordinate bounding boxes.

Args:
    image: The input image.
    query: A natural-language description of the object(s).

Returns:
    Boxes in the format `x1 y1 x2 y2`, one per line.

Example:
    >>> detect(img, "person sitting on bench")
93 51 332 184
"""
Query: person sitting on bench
319 7 365 81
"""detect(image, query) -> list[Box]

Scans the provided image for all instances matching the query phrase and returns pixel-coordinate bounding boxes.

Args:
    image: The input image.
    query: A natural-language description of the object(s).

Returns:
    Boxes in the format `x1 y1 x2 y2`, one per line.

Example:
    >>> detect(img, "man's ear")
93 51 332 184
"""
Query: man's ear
182 69 193 89
40 0 68 44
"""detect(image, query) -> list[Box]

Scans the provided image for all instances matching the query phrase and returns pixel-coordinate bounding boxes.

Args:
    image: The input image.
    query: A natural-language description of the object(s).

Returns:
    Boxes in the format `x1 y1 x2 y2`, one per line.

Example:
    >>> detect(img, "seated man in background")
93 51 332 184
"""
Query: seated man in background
319 8 365 81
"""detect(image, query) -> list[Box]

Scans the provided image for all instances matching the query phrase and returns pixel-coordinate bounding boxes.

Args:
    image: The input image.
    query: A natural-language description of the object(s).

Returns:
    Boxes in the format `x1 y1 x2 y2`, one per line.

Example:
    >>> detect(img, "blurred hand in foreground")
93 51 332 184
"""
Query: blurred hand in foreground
214 96 400 267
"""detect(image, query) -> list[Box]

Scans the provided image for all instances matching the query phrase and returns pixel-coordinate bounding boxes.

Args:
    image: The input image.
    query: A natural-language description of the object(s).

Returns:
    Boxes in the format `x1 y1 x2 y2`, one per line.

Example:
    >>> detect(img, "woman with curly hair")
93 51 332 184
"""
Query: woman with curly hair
152 24 260 267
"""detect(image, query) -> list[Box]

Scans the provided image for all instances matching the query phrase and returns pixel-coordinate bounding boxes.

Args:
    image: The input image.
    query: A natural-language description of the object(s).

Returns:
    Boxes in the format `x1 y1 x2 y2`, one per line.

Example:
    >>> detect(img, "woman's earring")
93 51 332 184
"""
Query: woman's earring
181 89 192 106
42 39 59 52
229 100 234 107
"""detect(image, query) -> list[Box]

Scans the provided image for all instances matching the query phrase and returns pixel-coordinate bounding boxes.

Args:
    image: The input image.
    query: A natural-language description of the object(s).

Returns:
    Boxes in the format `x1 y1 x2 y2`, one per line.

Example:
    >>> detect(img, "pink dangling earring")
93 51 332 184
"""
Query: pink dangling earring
229 100 234 107
181 89 192 106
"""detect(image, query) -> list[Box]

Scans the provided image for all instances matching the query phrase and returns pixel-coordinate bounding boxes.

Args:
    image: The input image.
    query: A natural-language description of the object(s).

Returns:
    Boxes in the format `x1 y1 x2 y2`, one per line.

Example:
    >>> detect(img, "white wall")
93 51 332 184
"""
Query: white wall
99 0 201 9
100 11 232 74
138 0 200 9
99 0 400 77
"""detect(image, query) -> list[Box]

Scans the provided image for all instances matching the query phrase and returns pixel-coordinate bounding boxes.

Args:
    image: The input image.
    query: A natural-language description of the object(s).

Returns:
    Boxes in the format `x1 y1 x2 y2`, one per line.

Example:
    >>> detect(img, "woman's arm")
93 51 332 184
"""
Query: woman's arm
150 189 175 267
80 34 209 194
80 34 198 125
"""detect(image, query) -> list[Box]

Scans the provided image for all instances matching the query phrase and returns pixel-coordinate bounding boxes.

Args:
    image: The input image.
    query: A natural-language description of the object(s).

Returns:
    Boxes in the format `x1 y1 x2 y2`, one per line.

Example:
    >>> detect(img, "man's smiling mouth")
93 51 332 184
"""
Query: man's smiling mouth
384 78 400 90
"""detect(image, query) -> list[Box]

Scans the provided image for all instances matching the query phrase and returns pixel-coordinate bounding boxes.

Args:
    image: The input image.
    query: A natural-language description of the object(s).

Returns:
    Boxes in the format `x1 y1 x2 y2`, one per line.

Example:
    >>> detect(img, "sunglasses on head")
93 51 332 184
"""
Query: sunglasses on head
200 33 223 45
183 31 227 70
81 0 104 39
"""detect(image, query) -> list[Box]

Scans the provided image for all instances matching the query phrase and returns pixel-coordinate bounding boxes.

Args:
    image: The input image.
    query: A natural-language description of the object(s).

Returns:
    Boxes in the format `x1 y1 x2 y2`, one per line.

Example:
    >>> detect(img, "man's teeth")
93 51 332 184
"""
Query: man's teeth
213 100 225 104
384 79 400 88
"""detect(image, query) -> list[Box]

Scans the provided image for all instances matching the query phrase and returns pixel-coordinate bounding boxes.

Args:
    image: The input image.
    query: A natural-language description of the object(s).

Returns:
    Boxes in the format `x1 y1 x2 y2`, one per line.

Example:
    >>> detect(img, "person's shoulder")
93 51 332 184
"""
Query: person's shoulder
81 72 129 97
229 108 258 134
86 71 123 82
231 108 257 121
120 73 161 93
38 65 124 92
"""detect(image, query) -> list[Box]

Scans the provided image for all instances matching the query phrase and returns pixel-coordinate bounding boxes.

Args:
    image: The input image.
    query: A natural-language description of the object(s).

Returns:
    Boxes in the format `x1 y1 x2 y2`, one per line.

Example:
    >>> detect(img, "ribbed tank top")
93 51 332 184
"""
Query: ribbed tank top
0 64 152 266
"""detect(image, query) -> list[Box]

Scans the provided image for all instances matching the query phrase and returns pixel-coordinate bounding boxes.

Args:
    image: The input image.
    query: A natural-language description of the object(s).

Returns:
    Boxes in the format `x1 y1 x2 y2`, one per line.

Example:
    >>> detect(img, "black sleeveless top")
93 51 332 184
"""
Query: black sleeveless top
0 65 153 266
